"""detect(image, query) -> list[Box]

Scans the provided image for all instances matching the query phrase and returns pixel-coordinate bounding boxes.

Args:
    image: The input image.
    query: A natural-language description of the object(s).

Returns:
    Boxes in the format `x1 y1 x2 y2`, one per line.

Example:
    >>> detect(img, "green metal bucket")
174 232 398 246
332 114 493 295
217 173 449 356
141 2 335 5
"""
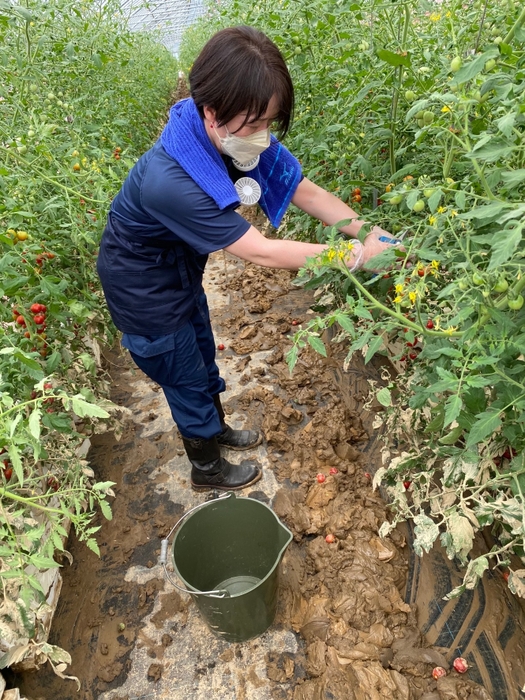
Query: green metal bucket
161 491 293 643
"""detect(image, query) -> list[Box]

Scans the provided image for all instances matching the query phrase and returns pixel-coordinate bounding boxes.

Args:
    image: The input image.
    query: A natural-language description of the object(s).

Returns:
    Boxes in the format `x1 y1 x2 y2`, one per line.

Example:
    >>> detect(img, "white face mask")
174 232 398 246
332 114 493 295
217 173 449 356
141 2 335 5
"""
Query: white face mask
216 124 271 165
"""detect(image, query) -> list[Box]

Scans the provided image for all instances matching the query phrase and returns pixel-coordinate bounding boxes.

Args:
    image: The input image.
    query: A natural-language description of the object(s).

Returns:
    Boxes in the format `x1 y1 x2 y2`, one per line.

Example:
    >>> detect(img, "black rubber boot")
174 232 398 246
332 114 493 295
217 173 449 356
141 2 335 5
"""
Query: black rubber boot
182 436 262 492
213 394 262 451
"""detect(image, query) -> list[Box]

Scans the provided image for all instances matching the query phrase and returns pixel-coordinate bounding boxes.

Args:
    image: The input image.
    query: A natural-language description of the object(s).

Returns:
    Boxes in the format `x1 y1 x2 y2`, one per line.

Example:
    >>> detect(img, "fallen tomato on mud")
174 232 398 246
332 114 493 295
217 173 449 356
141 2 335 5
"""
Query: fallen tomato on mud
403 480 411 490
317 473 326 483
329 467 338 475
432 667 447 680
453 657 468 674
325 534 336 544
217 343 225 351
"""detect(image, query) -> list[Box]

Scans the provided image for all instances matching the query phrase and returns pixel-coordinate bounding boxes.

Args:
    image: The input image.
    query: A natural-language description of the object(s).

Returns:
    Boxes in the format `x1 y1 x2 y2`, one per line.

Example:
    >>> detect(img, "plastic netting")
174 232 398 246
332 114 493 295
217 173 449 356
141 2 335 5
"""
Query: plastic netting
120 0 207 55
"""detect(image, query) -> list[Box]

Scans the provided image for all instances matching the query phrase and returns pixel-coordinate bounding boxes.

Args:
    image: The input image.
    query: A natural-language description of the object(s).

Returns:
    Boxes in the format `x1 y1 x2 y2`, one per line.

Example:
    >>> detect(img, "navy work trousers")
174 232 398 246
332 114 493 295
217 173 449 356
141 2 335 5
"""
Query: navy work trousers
128 292 225 440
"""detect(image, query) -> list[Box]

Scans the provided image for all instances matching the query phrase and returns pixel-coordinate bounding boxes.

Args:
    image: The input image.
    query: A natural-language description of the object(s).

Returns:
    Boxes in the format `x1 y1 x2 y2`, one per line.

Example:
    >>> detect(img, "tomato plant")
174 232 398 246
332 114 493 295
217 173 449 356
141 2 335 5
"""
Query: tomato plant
0 0 178 673
182 0 525 599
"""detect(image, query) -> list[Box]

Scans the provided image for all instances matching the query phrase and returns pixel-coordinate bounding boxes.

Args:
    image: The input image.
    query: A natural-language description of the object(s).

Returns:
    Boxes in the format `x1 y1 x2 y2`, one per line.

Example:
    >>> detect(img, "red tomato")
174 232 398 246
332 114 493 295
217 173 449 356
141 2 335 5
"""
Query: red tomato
316 473 326 483
453 657 468 674
329 467 338 475
16 316 26 326
217 343 225 351
33 314 46 325
403 480 411 489
426 319 434 329
325 534 336 544
432 667 447 680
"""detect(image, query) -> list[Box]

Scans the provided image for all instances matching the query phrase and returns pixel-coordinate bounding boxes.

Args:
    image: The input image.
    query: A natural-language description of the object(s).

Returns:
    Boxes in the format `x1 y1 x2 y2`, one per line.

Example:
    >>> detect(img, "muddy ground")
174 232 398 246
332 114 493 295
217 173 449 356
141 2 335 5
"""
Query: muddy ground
9 225 495 700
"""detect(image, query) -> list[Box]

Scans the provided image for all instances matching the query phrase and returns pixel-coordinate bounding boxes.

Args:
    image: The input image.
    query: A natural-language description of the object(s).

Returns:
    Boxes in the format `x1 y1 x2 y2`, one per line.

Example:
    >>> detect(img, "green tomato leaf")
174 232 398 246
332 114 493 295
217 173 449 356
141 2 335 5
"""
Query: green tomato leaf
28 408 41 441
376 48 411 67
488 221 522 270
444 394 463 428
364 334 384 364
428 188 443 213
376 387 391 407
7 444 23 486
466 408 502 447
70 397 110 419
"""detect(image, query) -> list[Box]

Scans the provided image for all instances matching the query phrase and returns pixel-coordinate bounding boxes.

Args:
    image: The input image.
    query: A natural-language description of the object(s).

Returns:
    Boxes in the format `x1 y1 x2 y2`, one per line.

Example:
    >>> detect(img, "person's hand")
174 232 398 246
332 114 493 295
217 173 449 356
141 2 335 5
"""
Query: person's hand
361 226 405 270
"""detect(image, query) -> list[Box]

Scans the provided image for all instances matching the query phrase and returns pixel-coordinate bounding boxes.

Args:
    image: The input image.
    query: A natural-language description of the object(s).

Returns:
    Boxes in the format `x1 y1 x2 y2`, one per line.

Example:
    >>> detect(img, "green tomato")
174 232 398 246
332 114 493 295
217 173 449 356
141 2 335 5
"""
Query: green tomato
294 46 302 55
472 272 484 286
423 111 434 125
508 295 524 310
417 119 425 128
493 278 508 293
413 199 425 212
405 90 416 101
450 57 462 73
494 37 503 45
485 59 496 71
423 188 435 198
416 110 425 120
390 194 403 205
458 280 468 291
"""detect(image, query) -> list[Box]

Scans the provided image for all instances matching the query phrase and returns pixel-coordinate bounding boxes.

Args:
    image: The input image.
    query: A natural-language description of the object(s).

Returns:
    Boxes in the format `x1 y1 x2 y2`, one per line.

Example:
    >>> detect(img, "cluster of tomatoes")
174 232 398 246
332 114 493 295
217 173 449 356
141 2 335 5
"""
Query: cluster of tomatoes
399 333 422 362
12 301 49 357
1 448 12 482
113 146 122 160
33 249 55 274
351 187 362 204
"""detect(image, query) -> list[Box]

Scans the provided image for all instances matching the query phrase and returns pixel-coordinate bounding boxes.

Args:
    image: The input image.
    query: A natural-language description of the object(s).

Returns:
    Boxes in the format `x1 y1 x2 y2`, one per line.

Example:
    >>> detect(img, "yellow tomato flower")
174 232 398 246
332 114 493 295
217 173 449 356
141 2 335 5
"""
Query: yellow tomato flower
431 260 439 269
429 12 441 21
437 206 447 214
444 326 457 335
429 215 437 226
327 250 336 262
395 284 404 294
450 210 458 217
393 295 403 304
441 106 451 113
409 291 417 304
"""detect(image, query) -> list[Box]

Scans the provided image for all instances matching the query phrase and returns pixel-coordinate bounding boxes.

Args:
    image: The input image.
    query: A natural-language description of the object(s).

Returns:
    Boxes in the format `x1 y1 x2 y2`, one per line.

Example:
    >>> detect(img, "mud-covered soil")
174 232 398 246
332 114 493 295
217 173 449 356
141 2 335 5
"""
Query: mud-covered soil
10 215 493 700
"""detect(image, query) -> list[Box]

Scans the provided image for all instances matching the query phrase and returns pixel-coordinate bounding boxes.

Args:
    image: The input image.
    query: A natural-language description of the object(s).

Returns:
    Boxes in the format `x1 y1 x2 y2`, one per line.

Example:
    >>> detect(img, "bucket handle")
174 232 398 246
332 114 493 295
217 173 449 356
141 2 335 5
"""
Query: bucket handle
159 492 232 599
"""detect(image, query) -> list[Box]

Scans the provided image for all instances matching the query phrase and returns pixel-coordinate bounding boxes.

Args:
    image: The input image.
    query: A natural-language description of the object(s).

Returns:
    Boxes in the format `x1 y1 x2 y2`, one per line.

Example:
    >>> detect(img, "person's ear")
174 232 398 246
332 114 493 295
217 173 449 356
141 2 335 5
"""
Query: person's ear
203 106 216 123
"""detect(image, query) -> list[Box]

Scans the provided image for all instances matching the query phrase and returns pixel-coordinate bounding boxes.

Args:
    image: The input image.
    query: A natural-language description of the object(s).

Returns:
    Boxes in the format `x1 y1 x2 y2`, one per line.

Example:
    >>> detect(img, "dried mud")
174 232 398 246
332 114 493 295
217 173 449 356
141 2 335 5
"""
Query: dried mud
9 223 493 700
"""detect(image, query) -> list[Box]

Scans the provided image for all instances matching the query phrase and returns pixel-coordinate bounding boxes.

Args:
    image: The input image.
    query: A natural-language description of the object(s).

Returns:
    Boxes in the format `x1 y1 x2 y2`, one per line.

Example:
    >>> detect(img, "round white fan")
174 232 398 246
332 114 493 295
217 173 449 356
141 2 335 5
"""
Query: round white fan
235 177 261 205
232 155 260 172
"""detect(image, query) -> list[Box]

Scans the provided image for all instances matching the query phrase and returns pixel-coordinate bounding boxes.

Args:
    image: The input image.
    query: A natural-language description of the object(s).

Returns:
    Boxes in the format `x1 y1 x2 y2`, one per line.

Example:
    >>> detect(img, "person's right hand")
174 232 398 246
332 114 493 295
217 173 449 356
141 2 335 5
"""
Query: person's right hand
361 226 404 270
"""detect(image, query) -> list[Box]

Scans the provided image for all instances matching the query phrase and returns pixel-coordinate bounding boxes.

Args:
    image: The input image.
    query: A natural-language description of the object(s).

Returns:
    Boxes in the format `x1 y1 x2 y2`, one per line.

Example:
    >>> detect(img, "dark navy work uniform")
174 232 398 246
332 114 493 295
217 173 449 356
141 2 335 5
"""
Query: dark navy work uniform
97 140 251 439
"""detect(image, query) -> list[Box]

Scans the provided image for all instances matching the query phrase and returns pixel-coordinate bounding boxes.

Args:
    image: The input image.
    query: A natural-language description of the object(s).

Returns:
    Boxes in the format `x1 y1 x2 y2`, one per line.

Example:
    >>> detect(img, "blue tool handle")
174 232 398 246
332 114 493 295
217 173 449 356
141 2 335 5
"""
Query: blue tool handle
379 235 402 244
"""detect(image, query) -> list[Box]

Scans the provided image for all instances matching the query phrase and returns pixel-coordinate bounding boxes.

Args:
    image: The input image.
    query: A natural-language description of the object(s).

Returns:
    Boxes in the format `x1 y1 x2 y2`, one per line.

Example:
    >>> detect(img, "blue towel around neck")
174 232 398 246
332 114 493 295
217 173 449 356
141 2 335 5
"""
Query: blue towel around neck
160 98 302 228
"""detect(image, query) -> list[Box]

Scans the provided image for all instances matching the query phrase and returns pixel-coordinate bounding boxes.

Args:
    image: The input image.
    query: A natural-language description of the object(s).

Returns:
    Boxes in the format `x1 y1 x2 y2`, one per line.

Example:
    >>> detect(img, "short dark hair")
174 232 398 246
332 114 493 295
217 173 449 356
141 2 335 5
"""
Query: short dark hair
189 26 294 138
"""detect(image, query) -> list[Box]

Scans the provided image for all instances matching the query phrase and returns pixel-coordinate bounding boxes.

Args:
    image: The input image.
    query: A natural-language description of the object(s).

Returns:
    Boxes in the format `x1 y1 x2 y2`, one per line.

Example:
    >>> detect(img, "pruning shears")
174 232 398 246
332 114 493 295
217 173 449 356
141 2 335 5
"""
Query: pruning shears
378 228 410 245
